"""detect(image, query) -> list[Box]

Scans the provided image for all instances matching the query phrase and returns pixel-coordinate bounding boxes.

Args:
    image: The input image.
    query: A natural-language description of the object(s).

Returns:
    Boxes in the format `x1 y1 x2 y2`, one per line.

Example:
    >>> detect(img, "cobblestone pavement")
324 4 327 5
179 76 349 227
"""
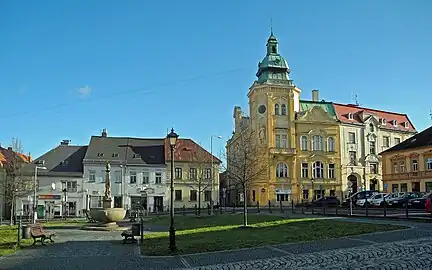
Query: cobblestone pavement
1 218 432 270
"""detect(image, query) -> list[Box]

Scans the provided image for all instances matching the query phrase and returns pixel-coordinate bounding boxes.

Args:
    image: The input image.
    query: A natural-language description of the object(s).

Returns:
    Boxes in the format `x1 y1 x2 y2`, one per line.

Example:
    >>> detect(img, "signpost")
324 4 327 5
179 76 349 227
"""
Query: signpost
348 181 353 216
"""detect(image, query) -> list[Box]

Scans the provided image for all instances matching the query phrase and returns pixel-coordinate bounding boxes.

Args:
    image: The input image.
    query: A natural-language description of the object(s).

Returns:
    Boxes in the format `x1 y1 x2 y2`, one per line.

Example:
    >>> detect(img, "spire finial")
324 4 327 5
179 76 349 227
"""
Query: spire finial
270 16 273 35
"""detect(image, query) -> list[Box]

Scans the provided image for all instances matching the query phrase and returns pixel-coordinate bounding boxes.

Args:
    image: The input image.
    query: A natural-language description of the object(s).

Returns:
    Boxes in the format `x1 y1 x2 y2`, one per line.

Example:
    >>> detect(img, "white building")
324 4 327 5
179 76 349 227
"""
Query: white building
82 130 168 212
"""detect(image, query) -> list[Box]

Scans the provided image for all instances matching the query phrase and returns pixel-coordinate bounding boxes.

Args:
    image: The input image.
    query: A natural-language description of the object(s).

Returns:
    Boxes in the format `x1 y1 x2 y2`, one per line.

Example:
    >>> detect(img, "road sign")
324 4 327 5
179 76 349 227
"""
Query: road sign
348 181 353 188
239 193 244 202
384 183 388 189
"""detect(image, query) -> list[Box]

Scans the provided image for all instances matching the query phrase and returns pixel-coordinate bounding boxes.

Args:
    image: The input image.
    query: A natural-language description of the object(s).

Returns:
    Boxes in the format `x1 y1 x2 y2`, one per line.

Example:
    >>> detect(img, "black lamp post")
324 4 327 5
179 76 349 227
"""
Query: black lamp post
62 188 68 219
311 178 314 201
167 128 179 252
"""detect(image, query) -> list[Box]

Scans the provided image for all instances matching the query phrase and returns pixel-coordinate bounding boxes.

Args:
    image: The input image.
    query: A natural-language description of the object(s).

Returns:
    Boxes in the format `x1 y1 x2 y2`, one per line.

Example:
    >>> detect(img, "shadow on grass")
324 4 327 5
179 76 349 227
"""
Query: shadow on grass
141 216 407 256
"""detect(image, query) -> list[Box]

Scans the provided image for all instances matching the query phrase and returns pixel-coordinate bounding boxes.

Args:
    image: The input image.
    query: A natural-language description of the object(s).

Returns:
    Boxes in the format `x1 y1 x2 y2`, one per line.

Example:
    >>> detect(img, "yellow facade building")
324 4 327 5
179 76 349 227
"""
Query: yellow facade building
381 126 432 193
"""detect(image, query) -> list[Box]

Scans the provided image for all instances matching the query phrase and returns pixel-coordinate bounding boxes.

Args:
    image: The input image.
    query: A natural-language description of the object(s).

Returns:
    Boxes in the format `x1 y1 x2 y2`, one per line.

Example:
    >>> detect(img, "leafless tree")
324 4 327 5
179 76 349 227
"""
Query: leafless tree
223 129 268 227
1 138 31 225
185 147 214 216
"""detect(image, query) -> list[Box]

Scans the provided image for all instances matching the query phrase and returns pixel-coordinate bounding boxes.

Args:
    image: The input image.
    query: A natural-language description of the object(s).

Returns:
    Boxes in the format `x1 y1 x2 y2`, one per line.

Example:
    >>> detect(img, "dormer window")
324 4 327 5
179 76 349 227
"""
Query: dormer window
112 153 119 158
393 120 398 127
348 113 353 120
97 152 104 157
404 122 409 128
60 160 68 167
380 118 386 125
369 123 374 132
133 153 141 159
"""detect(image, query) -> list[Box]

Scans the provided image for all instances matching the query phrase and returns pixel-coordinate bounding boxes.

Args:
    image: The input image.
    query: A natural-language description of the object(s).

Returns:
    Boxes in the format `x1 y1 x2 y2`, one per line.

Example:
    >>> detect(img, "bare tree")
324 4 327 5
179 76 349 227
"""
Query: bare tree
186 147 213 216
1 138 31 225
223 129 268 227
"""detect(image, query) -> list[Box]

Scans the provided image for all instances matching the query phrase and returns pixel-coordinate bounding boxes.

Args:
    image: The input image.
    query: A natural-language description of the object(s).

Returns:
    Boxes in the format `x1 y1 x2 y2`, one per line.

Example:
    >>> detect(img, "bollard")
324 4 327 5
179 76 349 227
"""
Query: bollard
17 219 22 247
405 201 409 219
232 203 235 213
291 199 294 214
257 201 260 213
322 202 326 215
383 197 387 217
280 200 283 213
182 205 186 216
140 216 144 243
207 204 210 215
335 206 338 215
365 198 369 217
220 205 223 214
194 204 197 215
268 200 272 213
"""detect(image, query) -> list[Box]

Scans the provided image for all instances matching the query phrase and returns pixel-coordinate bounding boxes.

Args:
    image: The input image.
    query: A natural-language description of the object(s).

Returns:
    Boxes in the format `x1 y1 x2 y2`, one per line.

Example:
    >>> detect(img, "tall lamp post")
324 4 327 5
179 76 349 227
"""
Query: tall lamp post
311 178 315 202
167 128 179 252
210 135 222 215
33 165 47 224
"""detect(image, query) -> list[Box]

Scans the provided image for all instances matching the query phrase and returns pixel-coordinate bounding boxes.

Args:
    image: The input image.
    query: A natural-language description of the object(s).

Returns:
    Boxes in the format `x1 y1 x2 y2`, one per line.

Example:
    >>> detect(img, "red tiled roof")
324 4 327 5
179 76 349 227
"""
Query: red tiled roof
0 146 31 167
333 103 416 133
164 139 222 163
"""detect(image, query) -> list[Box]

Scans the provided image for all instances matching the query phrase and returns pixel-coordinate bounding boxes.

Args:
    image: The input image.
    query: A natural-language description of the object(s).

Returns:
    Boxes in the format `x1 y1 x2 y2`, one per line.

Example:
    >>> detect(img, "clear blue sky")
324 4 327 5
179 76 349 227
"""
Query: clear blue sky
1 0 431 158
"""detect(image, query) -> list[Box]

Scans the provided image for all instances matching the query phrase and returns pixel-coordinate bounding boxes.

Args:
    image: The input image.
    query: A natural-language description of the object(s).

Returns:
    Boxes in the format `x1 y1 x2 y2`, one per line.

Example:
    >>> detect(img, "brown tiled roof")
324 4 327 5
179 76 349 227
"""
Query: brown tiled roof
164 139 222 163
333 103 416 133
381 125 432 154
0 146 31 167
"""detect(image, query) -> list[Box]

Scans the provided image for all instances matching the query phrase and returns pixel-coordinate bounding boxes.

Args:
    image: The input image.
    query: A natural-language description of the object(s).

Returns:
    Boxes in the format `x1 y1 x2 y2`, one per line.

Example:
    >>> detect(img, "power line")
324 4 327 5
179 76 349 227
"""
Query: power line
2 67 249 119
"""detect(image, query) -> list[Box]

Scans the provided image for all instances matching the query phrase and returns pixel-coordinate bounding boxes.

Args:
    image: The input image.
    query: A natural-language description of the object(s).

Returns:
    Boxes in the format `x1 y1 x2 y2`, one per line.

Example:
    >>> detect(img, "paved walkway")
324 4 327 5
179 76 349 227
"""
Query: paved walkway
1 218 432 269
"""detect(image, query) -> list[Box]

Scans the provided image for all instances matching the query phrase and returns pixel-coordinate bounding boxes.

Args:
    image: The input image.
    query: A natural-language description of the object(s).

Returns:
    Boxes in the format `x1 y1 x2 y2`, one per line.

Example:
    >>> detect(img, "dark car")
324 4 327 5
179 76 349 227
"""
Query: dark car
388 192 423 208
341 190 379 207
408 192 432 209
312 196 340 207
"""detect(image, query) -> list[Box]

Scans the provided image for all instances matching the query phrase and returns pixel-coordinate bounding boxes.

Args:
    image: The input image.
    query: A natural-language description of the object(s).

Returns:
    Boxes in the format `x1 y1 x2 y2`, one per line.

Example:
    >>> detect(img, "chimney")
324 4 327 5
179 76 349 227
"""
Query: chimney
7 147 12 152
60 140 70 146
312 89 319 102
102 129 108 137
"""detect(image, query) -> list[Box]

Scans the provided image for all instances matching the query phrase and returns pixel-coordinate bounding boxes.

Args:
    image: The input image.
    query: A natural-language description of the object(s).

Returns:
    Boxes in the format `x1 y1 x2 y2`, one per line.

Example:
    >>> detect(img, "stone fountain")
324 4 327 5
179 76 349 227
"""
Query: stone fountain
82 162 126 231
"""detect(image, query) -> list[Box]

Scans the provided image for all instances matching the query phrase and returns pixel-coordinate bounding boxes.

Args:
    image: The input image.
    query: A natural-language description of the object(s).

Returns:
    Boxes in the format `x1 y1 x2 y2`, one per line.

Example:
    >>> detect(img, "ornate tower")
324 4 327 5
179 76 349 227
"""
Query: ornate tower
248 32 301 205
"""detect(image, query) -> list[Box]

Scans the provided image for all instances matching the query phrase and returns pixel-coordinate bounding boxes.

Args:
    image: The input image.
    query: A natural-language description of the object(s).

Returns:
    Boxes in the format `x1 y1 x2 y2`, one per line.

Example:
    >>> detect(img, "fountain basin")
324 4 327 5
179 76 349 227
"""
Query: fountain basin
81 208 127 231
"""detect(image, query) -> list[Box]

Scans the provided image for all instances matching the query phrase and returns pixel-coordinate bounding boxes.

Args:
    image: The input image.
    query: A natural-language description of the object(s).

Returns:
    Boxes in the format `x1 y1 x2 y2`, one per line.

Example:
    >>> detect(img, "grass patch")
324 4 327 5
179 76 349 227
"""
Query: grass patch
141 214 406 256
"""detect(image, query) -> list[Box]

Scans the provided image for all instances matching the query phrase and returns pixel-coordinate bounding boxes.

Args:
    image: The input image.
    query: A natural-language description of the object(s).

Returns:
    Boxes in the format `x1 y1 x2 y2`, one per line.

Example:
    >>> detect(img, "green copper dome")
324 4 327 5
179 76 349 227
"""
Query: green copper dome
256 33 291 84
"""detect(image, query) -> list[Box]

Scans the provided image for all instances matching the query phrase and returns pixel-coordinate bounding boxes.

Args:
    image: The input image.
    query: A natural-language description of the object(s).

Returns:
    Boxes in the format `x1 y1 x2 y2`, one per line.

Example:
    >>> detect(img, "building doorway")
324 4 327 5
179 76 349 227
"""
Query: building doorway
348 175 358 193
154 196 163 212
370 178 378 191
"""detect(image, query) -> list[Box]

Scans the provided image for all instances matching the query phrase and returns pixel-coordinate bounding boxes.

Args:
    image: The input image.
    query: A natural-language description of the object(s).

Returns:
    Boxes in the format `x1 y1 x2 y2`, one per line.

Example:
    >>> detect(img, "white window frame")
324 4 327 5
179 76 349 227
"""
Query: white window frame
312 135 323 151
348 132 356 144
276 163 288 178
427 158 432 170
281 104 287 115
328 164 335 179
412 160 418 172
155 172 162 184
313 161 324 178
301 163 308 178
89 170 96 182
274 104 280 115
130 171 137 184
327 137 335 152
114 170 122 183
301 136 308 151
142 171 149 184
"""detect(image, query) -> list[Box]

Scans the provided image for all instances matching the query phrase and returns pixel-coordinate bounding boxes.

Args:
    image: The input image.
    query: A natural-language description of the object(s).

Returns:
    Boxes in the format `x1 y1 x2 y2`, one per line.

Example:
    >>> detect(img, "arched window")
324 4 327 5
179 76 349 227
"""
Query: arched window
369 123 374 132
312 135 323 151
281 104 287 115
327 137 335 152
276 163 288 178
274 104 280 115
313 161 324 178
301 136 308 151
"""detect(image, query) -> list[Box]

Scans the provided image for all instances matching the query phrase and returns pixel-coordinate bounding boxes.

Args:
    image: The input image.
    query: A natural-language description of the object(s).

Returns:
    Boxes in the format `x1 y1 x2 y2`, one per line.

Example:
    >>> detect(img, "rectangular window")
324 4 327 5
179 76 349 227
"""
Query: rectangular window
427 158 432 170
302 190 309 200
130 171 137 184
301 163 309 178
276 194 289 201
426 182 432 192
62 181 77 193
275 134 281 148
412 160 418 172
204 190 211 201
349 151 357 165
175 168 182 179
348 132 356 144
383 136 389 147
142 171 149 184
400 183 408 192
281 135 287 148
369 141 376 154
392 162 398 173
90 196 103 208
155 172 162 184
394 138 401 145
175 190 182 201
190 190 197 201
189 168 197 180
370 163 378 174
392 184 399 192
89 170 96 182
252 190 256 202
399 161 405 173
328 164 335 179
114 171 121 183
204 168 212 179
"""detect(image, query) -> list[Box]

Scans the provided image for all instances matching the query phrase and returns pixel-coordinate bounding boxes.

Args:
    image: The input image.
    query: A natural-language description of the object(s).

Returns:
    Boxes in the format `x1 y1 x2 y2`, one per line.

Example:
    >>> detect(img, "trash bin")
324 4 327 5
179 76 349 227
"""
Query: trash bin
22 225 31 239
131 223 140 236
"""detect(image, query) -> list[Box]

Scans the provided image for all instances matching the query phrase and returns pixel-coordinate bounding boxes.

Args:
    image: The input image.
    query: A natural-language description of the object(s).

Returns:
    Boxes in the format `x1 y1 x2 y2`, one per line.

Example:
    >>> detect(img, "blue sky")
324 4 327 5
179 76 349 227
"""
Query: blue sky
1 0 431 158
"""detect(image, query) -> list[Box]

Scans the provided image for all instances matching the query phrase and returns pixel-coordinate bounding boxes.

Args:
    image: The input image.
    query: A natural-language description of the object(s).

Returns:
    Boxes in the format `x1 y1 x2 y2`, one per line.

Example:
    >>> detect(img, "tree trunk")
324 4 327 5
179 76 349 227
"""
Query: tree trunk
243 184 248 227
9 201 14 226
198 188 201 216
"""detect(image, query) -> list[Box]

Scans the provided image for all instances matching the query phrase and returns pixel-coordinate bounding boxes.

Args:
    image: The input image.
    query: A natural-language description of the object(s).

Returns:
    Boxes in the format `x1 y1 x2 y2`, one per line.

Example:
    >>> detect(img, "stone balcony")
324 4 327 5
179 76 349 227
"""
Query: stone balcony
269 147 296 156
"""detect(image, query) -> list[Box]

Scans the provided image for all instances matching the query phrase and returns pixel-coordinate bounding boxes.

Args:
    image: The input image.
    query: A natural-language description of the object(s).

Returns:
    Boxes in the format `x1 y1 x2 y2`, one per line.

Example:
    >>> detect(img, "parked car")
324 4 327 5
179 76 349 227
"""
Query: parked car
366 193 389 207
347 191 380 207
408 192 432 209
425 193 432 213
387 192 423 208
311 196 340 207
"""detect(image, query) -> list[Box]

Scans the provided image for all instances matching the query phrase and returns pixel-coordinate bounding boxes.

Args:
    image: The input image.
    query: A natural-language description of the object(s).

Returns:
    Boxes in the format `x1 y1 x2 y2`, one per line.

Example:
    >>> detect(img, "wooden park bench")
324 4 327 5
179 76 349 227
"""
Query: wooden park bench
121 229 138 244
30 224 55 246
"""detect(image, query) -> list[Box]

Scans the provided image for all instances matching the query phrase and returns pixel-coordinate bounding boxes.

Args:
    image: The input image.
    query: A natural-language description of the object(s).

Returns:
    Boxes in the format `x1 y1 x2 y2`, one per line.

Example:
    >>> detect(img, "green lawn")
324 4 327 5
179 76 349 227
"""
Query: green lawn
141 214 406 256
0 219 88 257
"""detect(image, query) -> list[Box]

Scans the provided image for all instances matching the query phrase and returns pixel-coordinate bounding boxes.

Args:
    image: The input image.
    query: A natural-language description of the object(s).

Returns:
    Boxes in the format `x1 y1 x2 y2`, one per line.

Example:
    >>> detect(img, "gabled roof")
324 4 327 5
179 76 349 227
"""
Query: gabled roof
165 139 222 164
0 146 31 168
84 136 165 166
333 103 416 133
299 100 337 117
20 145 87 176
381 125 432 154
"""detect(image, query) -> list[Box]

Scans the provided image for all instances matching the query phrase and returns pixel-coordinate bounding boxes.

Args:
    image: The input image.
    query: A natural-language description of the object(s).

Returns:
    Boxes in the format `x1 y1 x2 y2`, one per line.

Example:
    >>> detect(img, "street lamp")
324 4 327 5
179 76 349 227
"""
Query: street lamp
33 164 47 224
167 128 179 252
311 178 315 202
210 135 222 215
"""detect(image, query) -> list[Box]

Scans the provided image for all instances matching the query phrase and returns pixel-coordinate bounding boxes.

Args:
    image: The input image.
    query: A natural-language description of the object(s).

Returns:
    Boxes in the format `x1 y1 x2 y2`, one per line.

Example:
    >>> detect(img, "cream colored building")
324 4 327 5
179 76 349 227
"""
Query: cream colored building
333 103 416 197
